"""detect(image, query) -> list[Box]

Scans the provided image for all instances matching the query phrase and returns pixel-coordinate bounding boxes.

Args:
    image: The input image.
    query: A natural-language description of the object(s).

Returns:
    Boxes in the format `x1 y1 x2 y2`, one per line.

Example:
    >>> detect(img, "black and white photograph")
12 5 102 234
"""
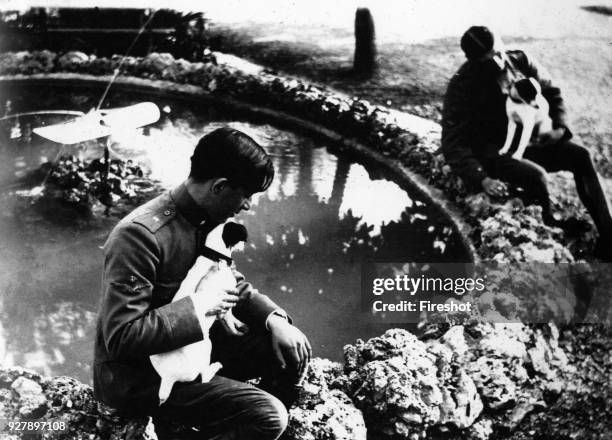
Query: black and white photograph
0 1 611 439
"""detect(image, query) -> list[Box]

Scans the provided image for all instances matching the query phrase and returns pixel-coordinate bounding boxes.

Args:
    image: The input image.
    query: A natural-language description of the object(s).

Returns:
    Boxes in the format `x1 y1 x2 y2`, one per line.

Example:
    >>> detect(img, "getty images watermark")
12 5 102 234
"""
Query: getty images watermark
371 272 485 313
361 262 612 324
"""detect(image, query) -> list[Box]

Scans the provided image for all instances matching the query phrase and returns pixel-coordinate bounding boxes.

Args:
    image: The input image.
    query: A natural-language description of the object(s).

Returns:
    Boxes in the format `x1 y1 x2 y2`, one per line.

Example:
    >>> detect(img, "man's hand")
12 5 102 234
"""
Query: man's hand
219 311 249 336
191 286 239 317
538 127 565 146
269 315 312 378
482 177 508 197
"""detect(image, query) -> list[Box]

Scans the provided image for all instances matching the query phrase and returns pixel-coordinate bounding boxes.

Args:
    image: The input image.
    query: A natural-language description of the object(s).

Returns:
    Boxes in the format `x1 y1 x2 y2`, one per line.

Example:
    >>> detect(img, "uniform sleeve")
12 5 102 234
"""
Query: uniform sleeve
441 72 489 189
231 267 287 332
521 51 572 139
100 222 204 360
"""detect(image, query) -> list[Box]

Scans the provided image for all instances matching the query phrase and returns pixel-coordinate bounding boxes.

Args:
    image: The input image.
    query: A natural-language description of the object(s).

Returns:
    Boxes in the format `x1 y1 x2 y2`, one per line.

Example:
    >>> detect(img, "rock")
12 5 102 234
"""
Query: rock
11 377 47 419
285 358 366 440
140 52 176 79
342 325 578 438
351 356 439 438
528 325 573 381
58 51 90 71
287 389 366 440
466 419 493 440
440 325 470 357
31 50 56 73
503 398 546 431
437 369 483 428
344 328 427 367
477 324 529 359
468 356 518 410
0 51 35 74
426 341 482 428
458 324 576 432
0 367 150 440
345 329 483 438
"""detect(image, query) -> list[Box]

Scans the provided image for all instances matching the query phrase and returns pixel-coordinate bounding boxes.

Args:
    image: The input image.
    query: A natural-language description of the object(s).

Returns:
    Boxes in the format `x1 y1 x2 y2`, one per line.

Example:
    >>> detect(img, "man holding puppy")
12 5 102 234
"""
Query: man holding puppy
94 127 311 439
441 25 612 260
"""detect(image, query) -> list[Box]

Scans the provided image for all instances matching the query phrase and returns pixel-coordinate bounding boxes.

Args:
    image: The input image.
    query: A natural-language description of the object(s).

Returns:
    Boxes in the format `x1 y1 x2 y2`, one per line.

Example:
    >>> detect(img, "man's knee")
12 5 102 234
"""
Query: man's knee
544 141 595 174
568 144 594 173
253 393 288 440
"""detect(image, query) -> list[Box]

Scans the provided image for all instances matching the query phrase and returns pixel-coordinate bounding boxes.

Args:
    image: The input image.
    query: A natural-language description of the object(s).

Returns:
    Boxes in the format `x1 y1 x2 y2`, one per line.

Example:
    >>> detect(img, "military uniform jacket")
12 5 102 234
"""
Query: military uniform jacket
93 183 281 413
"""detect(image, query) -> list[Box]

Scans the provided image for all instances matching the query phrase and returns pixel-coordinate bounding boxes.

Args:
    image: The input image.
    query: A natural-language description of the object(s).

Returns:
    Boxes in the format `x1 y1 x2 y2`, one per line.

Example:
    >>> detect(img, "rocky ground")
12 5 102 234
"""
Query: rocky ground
1 324 609 439
0 367 151 440
506 325 612 440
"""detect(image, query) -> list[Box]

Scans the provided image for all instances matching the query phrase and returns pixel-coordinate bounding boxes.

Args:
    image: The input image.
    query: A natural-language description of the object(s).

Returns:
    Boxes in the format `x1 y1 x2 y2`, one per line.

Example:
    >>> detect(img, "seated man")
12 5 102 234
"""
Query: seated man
441 25 612 260
94 127 311 439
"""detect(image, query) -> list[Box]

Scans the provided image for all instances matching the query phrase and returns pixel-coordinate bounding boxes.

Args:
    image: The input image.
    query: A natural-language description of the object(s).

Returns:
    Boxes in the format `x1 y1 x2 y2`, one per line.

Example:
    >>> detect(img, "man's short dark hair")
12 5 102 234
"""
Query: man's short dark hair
190 127 274 194
460 26 495 60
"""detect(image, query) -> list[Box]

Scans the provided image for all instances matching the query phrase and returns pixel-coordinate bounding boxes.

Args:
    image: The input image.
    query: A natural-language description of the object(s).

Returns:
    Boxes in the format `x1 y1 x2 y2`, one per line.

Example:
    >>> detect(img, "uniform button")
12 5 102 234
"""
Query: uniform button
163 210 172 216
129 275 137 282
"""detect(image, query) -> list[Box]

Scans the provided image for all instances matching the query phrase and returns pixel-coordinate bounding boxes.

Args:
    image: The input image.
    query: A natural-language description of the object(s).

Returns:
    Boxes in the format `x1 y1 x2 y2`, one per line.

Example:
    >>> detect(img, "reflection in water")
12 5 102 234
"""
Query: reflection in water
2 302 97 380
340 165 413 236
0 86 469 383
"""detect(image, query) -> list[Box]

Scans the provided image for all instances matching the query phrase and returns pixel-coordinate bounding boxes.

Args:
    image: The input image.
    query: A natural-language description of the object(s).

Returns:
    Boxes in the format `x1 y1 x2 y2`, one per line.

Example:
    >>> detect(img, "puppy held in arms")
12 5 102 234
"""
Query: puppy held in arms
150 221 248 405
498 77 553 159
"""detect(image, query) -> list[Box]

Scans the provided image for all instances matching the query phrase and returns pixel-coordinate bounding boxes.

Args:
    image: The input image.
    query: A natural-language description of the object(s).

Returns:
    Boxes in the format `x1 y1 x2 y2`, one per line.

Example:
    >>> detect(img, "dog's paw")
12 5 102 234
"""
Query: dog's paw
200 362 223 383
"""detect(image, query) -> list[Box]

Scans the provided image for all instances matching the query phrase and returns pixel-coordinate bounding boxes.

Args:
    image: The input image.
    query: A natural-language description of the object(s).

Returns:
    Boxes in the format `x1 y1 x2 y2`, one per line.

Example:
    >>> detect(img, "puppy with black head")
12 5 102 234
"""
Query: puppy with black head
150 221 248 405
498 77 553 159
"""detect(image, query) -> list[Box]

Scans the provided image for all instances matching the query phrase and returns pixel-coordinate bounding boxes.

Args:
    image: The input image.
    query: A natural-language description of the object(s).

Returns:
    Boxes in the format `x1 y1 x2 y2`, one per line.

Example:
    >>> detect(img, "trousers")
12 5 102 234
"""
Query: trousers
480 140 612 242
151 321 300 440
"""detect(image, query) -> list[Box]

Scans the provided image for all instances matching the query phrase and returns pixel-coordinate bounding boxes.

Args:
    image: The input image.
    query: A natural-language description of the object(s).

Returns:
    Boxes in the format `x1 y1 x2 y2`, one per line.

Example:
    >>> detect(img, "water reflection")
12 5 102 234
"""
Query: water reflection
0 86 469 383
0 302 97 380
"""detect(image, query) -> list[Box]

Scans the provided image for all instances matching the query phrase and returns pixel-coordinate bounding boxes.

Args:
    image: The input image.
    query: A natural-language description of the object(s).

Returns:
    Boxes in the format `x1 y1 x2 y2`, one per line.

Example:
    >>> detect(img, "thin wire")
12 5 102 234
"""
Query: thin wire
95 8 158 111
0 110 84 122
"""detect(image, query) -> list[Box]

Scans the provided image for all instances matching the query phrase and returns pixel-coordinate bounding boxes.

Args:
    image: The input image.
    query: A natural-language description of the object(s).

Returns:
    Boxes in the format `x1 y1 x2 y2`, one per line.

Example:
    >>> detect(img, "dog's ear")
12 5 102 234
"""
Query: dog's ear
222 222 248 248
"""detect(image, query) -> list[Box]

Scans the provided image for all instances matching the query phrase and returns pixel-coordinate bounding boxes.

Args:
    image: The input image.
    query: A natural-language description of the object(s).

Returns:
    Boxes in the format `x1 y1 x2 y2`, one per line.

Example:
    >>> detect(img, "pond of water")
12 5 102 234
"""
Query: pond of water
0 83 470 384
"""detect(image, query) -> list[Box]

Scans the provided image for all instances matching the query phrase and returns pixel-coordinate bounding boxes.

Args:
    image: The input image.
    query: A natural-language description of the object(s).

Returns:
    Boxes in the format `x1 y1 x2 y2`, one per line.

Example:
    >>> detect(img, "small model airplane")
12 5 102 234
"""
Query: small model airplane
12 102 161 207
7 12 163 208
32 102 161 144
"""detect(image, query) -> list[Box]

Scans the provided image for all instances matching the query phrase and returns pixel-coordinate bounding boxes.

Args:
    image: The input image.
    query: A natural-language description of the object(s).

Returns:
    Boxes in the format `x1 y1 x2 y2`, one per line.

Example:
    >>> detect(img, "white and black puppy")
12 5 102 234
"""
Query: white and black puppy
499 77 553 159
150 221 248 405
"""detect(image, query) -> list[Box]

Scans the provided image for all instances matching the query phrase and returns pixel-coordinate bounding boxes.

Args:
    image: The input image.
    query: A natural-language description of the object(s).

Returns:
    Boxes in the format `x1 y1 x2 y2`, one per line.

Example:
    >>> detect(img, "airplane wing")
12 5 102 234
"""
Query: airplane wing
33 115 113 144
99 102 161 130
33 102 161 145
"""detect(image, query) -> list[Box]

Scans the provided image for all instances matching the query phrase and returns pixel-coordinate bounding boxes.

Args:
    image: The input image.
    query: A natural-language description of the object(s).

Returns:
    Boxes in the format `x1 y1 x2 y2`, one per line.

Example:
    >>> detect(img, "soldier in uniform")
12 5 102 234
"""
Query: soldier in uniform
94 127 311 439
